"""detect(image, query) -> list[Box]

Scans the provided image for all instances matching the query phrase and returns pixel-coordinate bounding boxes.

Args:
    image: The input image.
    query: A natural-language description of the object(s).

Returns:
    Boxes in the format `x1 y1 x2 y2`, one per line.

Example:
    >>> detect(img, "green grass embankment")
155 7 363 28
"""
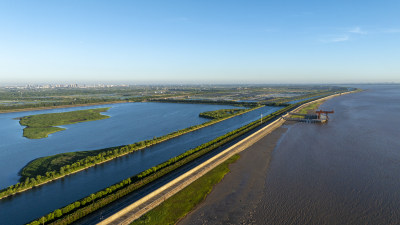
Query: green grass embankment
1 106 262 200
24 101 305 225
25 90 354 225
199 108 247 119
291 101 325 118
131 155 240 225
18 108 110 139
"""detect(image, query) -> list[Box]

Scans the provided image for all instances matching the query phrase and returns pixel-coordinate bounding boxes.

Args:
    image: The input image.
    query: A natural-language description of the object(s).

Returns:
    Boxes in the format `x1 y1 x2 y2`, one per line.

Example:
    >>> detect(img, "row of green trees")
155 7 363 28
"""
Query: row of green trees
261 89 347 104
150 98 261 107
0 98 120 111
199 108 247 119
0 105 261 199
27 178 132 225
26 96 328 225
0 96 157 111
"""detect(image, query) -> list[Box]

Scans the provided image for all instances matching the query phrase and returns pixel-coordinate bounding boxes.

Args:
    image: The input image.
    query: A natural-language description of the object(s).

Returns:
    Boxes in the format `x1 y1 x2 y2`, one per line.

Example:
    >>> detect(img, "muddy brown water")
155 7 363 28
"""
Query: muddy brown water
179 85 400 225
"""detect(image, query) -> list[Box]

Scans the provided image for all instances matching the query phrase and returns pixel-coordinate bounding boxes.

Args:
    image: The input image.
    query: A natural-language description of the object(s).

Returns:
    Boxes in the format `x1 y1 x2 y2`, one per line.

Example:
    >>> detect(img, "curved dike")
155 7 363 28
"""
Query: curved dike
0 105 281 225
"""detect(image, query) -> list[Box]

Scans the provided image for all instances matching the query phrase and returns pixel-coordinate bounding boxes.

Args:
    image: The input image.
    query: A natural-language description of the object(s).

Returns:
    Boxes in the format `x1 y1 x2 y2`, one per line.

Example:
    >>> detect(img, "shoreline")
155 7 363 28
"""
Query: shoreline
178 126 288 225
178 91 357 224
97 104 289 225
0 105 263 200
92 91 358 225
11 91 356 224
0 100 128 114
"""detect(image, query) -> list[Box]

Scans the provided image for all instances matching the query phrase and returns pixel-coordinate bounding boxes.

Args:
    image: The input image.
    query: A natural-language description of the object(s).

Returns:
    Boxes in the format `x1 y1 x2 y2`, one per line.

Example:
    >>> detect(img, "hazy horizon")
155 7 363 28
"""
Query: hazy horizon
1 80 398 87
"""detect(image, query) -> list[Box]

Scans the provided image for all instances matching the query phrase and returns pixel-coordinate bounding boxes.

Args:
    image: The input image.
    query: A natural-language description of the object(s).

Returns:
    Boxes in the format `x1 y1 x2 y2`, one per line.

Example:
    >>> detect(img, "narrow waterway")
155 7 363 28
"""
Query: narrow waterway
0 102 240 188
0 104 281 225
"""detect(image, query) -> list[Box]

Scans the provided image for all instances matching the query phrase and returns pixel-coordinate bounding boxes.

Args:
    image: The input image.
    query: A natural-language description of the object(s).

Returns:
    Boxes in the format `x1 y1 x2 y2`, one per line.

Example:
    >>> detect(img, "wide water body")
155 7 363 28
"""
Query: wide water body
0 102 241 188
0 102 281 225
258 85 400 224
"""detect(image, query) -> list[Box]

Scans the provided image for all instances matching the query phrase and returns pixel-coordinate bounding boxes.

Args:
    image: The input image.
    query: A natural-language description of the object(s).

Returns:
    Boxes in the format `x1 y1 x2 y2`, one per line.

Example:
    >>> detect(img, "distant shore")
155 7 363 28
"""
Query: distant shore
0 100 127 114
178 91 358 224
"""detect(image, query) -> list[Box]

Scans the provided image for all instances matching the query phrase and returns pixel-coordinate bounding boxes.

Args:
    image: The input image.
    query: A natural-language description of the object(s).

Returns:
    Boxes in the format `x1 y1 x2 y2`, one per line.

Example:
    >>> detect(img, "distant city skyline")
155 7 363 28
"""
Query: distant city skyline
1 0 399 83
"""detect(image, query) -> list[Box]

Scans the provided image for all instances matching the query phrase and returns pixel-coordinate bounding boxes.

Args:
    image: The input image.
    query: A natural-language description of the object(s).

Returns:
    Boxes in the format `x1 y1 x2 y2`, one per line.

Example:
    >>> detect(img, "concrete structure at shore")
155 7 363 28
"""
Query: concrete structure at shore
283 110 334 123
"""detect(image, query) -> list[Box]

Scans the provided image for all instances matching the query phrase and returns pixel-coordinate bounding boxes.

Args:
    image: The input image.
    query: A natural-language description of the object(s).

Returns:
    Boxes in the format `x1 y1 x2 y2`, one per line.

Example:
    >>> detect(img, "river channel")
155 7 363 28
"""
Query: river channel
0 102 281 225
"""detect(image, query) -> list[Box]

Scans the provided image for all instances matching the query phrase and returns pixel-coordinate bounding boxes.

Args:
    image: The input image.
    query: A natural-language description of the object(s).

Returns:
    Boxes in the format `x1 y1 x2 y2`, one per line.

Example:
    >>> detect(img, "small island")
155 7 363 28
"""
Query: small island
18 107 111 139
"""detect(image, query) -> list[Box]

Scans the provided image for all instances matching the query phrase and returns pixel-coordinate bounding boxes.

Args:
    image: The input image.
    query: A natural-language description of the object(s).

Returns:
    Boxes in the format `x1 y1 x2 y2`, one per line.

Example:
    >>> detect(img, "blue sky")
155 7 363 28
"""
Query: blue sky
0 0 399 84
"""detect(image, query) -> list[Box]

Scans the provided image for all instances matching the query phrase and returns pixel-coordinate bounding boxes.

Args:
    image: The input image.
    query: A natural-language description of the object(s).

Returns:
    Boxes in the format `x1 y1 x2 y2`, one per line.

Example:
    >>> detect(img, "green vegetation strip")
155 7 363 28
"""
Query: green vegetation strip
0 106 261 200
131 155 240 225
298 101 325 114
25 96 327 225
262 89 345 104
18 108 110 139
199 108 247 119
291 101 325 118
150 99 260 107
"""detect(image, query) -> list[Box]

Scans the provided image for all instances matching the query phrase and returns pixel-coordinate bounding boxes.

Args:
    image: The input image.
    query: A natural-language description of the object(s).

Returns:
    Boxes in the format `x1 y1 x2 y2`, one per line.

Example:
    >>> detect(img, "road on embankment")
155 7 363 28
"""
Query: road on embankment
77 90 356 224
96 90 356 225
98 113 286 225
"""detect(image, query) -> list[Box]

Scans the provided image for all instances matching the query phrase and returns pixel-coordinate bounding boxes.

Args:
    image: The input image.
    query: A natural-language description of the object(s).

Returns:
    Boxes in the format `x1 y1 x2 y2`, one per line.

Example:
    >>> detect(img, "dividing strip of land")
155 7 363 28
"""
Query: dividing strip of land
98 90 357 225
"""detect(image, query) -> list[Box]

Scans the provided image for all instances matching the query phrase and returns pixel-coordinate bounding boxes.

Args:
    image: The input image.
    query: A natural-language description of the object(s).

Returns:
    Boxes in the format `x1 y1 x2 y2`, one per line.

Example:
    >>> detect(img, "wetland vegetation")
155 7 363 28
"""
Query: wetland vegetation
0 85 349 112
18 108 110 139
0 85 352 224
25 96 325 225
199 108 247 119
0 105 261 199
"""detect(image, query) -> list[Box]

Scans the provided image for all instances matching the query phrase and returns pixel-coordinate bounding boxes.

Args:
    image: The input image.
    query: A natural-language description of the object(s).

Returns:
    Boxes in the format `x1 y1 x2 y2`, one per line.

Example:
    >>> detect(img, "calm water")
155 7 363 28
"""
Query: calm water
258 85 400 224
0 103 281 225
0 102 238 188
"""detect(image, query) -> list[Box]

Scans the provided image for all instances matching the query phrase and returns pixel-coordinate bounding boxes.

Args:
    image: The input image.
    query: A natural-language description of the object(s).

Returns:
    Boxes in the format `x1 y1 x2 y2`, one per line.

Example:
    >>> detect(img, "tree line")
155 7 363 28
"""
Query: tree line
199 108 247 120
149 99 260 108
0 105 261 199
25 96 330 225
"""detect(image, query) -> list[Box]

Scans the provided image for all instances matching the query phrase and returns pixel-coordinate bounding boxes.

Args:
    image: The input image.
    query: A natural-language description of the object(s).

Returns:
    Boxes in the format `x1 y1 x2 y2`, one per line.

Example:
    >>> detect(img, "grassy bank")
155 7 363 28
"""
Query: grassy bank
149 99 260 107
296 100 325 114
291 100 326 119
19 150 103 178
19 107 257 179
131 155 240 225
199 108 247 119
0 101 127 114
23 91 353 225
25 101 304 225
1 106 262 200
18 108 110 139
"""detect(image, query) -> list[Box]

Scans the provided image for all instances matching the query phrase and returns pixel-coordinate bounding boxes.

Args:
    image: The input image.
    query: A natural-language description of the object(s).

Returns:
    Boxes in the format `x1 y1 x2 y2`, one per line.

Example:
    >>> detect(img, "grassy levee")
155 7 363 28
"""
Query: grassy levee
262 89 349 104
149 99 260 107
19 108 111 139
149 99 288 108
0 106 262 200
291 101 326 118
19 151 103 179
297 101 325 114
199 108 247 119
131 155 240 225
25 95 334 225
